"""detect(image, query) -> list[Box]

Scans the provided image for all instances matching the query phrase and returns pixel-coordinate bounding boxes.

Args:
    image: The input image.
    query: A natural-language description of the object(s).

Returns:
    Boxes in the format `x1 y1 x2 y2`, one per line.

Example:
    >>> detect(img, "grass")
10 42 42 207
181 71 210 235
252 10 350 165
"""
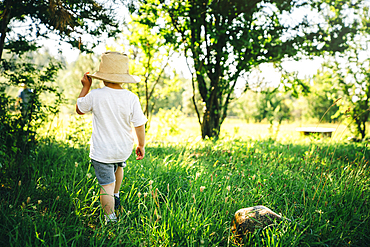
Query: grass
1 116 369 246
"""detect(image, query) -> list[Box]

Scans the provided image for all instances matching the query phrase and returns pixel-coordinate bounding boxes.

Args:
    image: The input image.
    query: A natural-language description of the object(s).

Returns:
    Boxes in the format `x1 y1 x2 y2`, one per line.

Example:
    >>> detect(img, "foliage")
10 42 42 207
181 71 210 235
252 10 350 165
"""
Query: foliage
231 68 342 125
120 21 181 131
329 6 370 139
1 127 369 246
302 68 341 123
130 0 361 139
0 0 121 185
256 88 291 126
333 54 370 139
280 70 311 99
0 88 18 166
155 106 185 138
63 115 92 148
229 91 261 122
0 0 120 59
153 84 185 113
231 88 291 128
0 56 63 182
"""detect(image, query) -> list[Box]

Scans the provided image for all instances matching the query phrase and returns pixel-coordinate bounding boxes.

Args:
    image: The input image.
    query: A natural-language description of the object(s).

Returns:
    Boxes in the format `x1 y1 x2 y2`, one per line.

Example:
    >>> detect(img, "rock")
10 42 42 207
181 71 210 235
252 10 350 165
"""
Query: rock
231 205 289 236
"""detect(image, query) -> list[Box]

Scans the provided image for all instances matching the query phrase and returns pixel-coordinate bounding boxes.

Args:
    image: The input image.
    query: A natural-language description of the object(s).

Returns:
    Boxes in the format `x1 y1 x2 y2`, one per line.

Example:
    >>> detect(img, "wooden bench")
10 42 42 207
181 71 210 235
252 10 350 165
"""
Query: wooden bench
295 127 335 137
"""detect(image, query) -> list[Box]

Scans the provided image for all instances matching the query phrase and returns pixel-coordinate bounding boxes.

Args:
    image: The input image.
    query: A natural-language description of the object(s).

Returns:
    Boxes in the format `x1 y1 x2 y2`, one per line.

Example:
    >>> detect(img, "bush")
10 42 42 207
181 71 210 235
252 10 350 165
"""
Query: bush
0 59 63 184
156 106 185 137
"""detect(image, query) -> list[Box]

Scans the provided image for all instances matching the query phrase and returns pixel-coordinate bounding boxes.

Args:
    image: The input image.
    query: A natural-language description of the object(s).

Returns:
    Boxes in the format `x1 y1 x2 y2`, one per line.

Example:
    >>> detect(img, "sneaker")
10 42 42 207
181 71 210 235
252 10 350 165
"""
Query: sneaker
104 213 118 227
114 196 120 210
105 219 118 226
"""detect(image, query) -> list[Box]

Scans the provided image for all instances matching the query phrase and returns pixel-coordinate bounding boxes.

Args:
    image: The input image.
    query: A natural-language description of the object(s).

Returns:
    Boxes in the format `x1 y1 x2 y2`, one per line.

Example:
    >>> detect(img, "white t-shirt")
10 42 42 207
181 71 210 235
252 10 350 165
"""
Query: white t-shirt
77 87 147 163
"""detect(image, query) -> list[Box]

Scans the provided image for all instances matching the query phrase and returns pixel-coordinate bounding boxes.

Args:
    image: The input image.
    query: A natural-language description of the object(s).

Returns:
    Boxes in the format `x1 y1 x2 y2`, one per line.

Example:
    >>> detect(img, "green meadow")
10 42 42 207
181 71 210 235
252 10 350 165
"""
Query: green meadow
1 117 369 246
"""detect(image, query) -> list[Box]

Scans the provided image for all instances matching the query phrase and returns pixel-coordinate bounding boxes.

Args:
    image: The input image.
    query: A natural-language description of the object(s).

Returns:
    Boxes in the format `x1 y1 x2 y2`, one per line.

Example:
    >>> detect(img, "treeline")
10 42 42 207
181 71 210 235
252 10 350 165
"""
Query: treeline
1 48 365 136
53 52 350 127
56 53 340 124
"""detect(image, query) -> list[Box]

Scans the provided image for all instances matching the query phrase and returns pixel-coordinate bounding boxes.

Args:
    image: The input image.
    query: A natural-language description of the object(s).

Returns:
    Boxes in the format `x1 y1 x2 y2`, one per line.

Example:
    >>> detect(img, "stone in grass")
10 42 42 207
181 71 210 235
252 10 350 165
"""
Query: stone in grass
231 205 290 237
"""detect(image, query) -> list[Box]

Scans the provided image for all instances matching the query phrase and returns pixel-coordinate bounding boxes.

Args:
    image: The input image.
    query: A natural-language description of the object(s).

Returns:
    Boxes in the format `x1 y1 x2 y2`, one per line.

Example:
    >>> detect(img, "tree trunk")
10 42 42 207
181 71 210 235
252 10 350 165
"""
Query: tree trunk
0 2 12 60
201 95 221 139
358 112 369 140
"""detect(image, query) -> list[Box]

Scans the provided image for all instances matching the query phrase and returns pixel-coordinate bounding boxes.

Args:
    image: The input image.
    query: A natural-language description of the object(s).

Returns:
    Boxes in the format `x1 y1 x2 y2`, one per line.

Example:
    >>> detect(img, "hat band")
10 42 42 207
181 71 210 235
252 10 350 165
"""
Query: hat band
88 71 140 83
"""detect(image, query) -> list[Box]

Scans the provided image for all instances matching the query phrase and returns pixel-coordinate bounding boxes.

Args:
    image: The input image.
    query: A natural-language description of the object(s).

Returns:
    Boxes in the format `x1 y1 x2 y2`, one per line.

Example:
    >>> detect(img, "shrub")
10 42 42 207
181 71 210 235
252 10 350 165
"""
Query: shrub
0 59 63 184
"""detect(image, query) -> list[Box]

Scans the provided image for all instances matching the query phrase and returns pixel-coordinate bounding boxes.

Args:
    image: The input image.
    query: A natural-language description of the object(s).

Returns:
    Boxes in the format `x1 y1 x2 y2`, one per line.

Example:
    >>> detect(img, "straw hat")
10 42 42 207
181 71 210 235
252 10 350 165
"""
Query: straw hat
87 52 140 83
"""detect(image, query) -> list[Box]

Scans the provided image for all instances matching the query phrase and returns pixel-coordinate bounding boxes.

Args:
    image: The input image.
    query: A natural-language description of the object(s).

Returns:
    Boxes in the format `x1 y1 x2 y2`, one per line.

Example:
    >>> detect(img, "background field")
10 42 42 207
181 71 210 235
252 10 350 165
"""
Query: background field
147 117 351 142
47 114 353 144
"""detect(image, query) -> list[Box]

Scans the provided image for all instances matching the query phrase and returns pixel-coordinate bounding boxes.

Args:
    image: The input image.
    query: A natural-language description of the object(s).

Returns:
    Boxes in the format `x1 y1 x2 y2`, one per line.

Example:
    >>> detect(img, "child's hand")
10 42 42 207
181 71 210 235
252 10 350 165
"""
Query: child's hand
136 146 145 160
81 72 92 88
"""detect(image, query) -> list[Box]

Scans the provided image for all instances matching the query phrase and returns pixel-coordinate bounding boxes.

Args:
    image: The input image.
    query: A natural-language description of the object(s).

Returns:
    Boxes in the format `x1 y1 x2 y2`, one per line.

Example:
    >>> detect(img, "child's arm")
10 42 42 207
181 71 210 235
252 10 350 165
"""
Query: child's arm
134 124 145 160
76 72 92 115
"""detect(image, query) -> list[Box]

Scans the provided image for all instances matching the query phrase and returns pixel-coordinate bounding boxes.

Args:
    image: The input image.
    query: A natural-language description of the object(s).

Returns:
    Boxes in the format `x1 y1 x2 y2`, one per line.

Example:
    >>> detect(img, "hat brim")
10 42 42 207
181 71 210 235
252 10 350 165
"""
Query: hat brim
88 72 140 83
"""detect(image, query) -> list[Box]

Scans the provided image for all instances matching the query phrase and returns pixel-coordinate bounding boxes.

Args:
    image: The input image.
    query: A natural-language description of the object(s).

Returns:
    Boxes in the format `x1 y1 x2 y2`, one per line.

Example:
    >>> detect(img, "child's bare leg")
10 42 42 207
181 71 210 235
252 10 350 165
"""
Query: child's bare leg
100 182 115 216
114 166 123 194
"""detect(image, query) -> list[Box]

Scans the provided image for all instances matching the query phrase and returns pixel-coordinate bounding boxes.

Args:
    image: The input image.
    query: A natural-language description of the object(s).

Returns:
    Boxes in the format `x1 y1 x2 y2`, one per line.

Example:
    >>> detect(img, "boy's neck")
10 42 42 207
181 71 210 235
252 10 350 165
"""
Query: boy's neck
104 82 123 89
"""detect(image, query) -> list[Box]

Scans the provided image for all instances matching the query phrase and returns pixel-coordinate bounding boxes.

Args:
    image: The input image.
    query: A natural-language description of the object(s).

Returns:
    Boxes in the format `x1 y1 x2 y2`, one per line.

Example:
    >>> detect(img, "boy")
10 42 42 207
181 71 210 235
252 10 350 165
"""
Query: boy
76 52 147 224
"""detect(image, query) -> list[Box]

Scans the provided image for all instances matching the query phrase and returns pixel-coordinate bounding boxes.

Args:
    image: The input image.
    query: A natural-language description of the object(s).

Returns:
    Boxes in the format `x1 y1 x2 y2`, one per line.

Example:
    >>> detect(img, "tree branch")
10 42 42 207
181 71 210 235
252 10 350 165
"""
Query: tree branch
220 78 238 124
148 51 173 100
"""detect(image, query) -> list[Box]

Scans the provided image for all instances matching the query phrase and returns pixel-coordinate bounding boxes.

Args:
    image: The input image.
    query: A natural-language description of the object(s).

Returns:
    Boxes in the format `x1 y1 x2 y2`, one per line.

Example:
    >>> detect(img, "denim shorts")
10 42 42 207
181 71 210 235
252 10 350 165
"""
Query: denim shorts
91 159 126 186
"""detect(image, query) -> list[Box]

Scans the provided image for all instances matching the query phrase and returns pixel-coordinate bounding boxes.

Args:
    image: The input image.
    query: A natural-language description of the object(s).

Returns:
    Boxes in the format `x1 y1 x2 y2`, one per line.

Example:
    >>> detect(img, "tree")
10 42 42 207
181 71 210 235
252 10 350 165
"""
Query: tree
232 86 291 137
331 47 370 139
229 91 260 123
0 54 63 182
0 0 120 59
131 0 360 139
330 53 370 139
323 5 370 140
122 21 181 131
302 68 341 123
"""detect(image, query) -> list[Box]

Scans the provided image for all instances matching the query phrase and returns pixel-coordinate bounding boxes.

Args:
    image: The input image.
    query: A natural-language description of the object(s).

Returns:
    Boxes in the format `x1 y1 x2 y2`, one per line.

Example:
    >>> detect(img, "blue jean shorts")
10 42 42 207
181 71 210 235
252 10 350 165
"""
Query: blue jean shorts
91 159 126 186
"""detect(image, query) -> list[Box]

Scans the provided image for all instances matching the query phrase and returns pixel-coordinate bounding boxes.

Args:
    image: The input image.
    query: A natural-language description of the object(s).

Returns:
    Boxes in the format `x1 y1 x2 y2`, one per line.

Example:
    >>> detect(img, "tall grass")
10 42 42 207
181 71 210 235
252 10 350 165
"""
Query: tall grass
0 117 369 246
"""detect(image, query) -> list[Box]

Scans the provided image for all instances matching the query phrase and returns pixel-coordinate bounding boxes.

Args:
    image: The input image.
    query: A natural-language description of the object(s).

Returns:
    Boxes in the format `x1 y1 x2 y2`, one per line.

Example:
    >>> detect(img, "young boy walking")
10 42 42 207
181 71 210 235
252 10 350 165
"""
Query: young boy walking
76 52 147 224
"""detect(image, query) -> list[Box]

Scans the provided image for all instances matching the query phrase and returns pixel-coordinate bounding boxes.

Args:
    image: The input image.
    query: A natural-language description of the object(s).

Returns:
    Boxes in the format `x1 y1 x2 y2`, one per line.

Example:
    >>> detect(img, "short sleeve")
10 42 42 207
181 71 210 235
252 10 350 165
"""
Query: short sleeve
131 95 147 127
77 93 93 113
